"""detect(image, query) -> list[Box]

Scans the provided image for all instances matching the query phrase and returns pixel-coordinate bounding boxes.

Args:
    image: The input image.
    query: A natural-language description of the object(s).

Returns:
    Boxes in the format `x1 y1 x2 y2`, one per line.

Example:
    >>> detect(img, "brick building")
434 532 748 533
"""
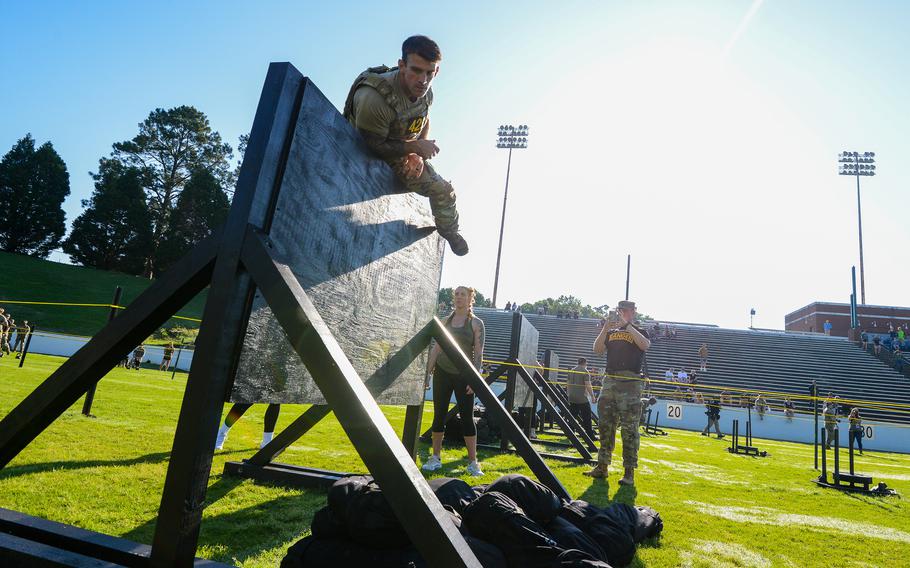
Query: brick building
785 301 910 337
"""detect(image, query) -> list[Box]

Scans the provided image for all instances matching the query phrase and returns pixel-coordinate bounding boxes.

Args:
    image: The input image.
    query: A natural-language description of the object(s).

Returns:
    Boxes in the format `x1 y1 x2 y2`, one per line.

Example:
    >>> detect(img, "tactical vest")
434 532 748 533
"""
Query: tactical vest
343 65 433 142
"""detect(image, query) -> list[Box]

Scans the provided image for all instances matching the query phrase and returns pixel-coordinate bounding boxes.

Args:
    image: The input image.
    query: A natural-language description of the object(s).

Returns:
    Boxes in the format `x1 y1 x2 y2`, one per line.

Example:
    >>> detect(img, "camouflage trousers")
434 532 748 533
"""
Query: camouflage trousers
596 371 643 469
392 159 459 235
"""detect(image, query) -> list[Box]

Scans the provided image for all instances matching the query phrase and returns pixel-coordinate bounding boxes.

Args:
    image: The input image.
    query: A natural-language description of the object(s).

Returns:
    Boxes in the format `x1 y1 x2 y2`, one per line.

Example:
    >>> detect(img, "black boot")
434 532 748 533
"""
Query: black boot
440 231 469 256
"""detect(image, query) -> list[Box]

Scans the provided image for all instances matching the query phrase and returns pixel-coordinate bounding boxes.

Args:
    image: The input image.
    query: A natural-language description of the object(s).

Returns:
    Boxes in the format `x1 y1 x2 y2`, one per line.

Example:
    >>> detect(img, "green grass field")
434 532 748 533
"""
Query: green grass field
1 354 909 567
0 251 205 337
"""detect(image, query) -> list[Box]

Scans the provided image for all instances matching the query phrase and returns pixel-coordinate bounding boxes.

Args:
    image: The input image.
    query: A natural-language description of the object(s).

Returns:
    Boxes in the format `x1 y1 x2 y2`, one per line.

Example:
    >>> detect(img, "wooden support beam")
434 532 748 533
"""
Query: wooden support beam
433 321 570 500
240 228 479 568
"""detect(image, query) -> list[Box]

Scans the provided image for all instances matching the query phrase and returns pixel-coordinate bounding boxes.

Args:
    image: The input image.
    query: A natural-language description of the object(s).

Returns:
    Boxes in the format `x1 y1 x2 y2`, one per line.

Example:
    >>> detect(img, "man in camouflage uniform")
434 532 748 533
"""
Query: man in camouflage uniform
585 300 651 485
0 309 10 357
13 320 30 358
343 35 468 256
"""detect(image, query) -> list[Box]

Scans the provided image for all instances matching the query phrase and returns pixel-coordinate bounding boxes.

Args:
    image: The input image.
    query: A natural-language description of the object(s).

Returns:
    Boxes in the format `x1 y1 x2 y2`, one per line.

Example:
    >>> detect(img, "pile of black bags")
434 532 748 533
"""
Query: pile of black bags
281 473 662 568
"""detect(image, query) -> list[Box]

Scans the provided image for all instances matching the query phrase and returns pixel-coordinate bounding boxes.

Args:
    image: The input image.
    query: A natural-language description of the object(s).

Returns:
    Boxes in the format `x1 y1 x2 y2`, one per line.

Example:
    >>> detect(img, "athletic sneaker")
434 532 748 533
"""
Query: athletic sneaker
421 455 442 471
466 461 484 477
214 426 229 450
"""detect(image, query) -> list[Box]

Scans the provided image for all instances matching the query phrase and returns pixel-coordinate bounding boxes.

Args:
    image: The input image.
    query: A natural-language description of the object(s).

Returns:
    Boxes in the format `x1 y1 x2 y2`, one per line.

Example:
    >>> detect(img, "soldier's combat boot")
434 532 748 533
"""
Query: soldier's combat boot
439 230 469 256
619 467 635 486
583 464 608 478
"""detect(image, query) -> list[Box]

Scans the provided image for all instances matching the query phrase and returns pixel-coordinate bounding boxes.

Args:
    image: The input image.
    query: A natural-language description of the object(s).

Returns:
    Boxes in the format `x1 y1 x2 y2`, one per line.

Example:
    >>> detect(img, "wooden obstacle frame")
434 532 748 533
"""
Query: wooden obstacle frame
815 427 896 496
0 63 568 568
727 416 767 457
421 314 598 464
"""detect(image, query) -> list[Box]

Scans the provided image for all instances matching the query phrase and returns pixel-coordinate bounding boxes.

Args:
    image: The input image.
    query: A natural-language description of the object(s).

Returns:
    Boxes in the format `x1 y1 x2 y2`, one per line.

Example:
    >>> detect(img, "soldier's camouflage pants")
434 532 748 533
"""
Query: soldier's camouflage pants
596 371 643 469
393 159 459 235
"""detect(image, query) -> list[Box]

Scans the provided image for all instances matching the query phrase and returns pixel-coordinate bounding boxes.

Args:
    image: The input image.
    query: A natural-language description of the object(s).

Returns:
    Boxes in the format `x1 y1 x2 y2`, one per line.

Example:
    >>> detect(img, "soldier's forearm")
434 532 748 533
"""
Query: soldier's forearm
359 129 410 160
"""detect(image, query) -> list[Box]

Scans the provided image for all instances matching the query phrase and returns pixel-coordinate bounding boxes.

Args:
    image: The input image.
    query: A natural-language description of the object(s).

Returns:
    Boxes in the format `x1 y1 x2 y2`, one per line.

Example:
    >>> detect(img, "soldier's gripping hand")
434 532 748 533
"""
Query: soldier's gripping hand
410 139 439 159
403 153 424 179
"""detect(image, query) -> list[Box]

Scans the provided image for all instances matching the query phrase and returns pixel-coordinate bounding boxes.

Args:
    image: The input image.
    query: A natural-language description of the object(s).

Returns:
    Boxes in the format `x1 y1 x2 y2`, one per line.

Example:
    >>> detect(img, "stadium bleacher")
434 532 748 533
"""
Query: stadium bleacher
468 307 910 424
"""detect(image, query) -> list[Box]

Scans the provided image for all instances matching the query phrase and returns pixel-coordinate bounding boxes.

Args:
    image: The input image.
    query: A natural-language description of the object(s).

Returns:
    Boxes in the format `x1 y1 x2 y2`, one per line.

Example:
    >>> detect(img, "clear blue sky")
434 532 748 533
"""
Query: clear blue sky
2 1 908 329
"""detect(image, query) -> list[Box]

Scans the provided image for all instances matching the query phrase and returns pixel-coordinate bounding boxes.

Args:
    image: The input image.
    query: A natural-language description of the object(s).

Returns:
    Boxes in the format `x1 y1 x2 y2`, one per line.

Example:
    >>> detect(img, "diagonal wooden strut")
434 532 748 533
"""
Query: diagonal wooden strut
515 364 592 460
433 322 571 500
528 366 597 450
419 363 509 440
246 323 433 467
239 228 480 568
0 233 220 470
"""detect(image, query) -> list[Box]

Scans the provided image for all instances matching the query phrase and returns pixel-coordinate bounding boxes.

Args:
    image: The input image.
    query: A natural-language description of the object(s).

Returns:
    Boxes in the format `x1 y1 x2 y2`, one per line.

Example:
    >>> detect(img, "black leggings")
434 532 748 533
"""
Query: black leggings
431 368 476 436
224 403 281 432
849 428 863 452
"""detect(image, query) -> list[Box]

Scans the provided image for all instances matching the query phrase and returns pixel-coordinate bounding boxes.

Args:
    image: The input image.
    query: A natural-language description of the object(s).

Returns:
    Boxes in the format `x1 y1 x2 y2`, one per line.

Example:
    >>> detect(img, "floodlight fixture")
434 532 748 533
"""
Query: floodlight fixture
838 150 876 304
491 124 530 308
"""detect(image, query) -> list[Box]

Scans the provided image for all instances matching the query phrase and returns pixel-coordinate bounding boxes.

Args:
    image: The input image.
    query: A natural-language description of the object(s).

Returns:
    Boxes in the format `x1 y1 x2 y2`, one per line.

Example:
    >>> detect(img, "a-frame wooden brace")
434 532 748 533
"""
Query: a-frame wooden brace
0 62 570 568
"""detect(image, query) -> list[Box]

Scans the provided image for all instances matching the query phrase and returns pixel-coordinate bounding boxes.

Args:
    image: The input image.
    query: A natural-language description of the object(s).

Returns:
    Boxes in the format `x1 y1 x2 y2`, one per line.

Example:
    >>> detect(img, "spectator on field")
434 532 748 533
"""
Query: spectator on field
423 285 486 476
0 310 11 356
130 345 146 369
160 343 175 371
823 319 832 336
823 400 839 449
12 320 29 356
698 343 709 370
701 396 724 438
784 396 795 421
848 407 864 455
873 335 882 355
755 394 768 420
566 357 596 441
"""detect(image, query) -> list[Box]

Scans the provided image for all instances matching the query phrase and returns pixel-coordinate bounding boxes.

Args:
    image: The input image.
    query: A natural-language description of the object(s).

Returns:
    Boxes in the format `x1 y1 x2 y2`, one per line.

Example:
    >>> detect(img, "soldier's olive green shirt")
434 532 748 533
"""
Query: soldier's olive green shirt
566 366 592 404
351 69 429 140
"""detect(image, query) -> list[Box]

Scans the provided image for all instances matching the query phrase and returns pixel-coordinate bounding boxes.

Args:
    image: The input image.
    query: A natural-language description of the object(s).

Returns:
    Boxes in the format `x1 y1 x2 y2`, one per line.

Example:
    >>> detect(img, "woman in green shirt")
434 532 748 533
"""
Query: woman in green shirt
422 286 486 476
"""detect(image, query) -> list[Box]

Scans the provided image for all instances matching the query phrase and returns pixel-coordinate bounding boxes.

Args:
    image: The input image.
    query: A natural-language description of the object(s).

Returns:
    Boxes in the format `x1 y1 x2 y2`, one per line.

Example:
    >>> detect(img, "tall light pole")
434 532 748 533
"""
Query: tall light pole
838 151 875 305
492 124 528 308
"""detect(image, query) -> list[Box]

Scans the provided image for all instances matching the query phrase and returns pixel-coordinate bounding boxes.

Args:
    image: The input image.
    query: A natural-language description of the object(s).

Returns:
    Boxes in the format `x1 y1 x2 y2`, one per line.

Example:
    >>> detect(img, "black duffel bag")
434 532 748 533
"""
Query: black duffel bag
326 475 410 549
545 516 608 563
484 474 562 524
559 500 635 567
428 477 479 515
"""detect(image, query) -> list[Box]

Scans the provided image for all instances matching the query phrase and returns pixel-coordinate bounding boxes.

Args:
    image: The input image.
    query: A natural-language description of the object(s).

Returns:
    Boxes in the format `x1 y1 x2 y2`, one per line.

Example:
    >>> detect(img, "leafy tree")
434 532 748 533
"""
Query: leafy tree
230 132 250 194
156 168 229 272
109 106 233 274
0 134 70 257
63 160 152 274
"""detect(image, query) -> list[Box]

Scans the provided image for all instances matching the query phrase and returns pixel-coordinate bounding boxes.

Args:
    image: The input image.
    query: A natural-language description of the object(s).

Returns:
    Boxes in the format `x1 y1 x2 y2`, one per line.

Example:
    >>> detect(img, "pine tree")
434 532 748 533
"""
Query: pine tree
63 160 153 274
0 134 70 257
155 168 229 272
110 106 233 274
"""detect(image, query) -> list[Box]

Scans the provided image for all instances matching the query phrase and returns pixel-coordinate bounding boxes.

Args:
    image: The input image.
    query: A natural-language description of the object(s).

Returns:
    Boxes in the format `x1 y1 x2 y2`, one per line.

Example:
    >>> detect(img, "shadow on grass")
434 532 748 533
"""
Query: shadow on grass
122 475 325 565
0 450 206 480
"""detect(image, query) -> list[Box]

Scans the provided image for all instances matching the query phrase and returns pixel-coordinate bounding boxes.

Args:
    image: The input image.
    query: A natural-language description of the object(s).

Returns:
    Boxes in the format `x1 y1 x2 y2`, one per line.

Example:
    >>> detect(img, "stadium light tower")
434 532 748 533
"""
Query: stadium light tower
838 151 875 305
491 124 529 308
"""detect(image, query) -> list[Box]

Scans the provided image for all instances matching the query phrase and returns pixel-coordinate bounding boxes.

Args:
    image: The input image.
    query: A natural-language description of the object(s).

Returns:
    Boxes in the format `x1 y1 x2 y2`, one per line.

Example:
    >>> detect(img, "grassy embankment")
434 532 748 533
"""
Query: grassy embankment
0 251 204 341
1 354 909 567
